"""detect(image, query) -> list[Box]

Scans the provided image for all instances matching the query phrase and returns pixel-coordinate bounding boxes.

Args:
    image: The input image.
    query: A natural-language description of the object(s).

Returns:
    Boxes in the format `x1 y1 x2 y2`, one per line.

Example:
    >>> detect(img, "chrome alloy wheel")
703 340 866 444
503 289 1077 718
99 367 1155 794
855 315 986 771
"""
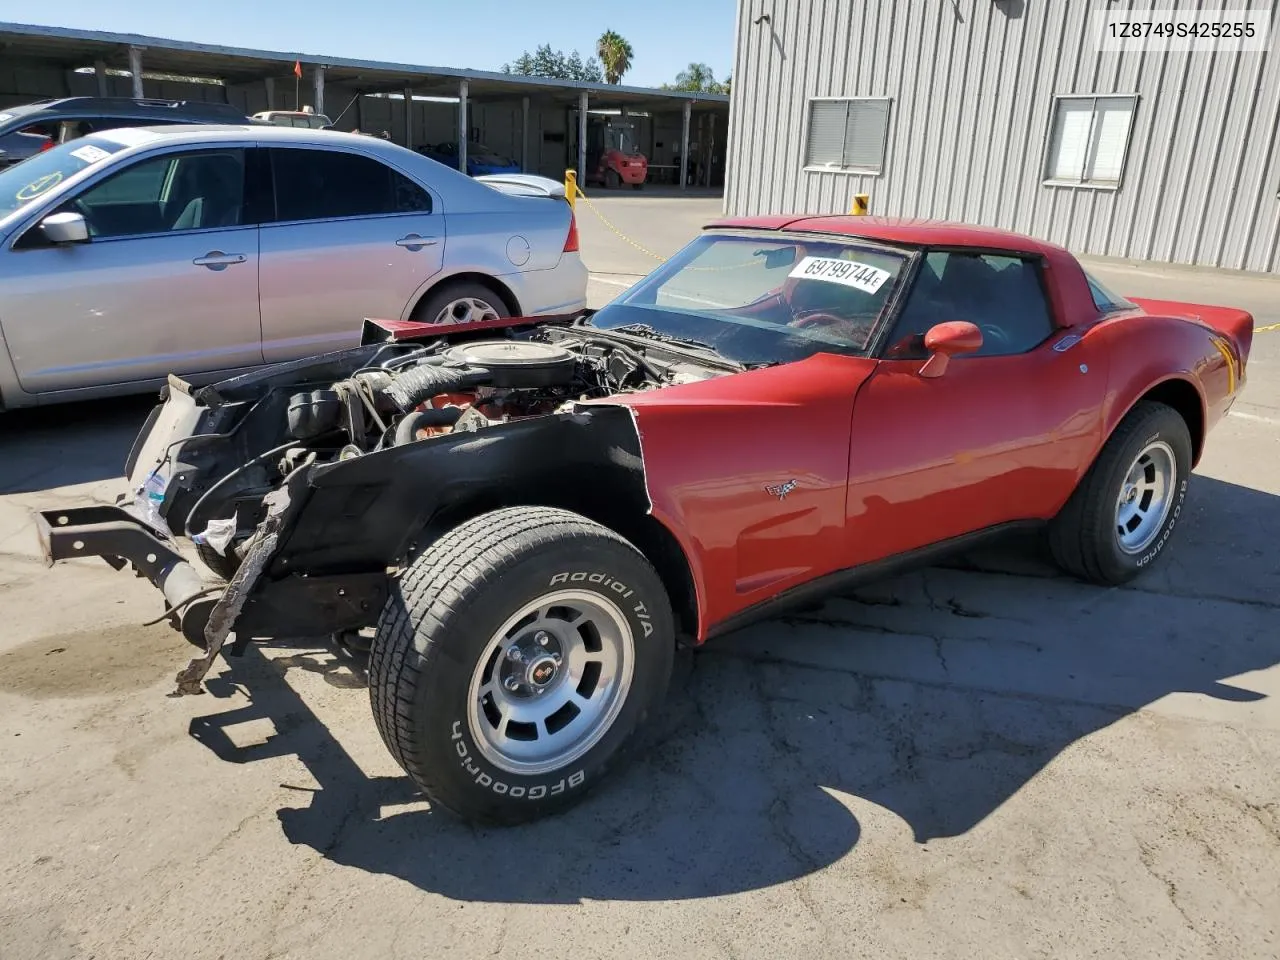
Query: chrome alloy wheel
433 297 501 325
1115 439 1177 554
466 590 635 776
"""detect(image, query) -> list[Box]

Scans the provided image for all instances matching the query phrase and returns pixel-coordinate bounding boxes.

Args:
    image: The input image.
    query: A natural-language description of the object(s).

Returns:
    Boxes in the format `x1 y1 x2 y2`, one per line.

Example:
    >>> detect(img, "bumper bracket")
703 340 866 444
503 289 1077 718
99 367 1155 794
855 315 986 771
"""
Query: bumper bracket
36 505 219 647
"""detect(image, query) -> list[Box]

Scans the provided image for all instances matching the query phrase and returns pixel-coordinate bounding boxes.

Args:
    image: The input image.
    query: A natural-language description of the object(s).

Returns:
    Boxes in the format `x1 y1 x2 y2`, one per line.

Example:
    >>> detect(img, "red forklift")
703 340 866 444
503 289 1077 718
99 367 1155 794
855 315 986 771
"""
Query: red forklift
575 114 648 189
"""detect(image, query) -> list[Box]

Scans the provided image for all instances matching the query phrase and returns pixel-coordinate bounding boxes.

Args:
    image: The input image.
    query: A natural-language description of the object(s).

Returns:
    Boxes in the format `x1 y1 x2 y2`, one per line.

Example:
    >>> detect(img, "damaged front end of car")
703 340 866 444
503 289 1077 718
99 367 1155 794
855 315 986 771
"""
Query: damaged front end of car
36 314 728 695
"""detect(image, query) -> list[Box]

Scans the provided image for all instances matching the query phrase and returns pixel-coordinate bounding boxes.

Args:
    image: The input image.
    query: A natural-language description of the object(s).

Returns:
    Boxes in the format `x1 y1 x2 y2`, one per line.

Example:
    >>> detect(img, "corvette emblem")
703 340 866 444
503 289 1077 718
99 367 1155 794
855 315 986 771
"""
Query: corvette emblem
765 479 798 501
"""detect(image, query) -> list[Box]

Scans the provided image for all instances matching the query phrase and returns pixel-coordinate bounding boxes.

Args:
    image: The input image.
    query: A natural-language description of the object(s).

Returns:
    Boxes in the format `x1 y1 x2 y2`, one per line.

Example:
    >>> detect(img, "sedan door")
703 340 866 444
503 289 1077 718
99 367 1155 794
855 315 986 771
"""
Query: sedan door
0 146 262 395
257 145 443 362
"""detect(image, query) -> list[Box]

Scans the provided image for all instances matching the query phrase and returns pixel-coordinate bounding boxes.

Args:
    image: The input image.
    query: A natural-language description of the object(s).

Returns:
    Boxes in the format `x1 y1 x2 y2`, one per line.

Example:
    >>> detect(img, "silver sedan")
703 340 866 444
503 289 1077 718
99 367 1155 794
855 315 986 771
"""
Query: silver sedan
0 124 587 409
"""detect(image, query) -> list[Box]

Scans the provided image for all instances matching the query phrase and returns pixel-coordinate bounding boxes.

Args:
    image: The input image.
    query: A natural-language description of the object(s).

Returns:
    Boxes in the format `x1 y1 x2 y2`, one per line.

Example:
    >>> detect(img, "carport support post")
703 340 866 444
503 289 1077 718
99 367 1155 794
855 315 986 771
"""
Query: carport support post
94 60 108 97
521 96 529 172
312 65 325 116
128 46 145 98
458 80 469 173
404 87 413 148
577 90 588 185
264 76 275 110
679 99 691 190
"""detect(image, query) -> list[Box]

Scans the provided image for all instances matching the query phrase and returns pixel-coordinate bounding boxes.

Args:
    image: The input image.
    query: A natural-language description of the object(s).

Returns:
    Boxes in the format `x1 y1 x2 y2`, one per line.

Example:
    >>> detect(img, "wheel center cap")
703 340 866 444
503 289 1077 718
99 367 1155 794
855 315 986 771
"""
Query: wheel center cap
526 655 559 687
1122 484 1138 505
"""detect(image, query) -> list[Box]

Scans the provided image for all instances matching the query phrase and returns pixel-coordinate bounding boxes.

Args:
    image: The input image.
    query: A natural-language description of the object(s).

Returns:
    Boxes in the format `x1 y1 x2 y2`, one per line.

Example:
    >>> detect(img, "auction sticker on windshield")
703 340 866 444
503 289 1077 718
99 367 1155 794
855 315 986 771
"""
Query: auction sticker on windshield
69 144 112 165
789 256 891 294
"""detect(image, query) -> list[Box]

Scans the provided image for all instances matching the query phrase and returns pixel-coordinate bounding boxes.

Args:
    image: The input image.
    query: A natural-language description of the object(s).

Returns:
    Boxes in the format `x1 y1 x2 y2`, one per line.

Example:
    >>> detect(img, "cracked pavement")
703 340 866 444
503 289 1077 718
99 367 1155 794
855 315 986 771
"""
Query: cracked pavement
1 196 1278 960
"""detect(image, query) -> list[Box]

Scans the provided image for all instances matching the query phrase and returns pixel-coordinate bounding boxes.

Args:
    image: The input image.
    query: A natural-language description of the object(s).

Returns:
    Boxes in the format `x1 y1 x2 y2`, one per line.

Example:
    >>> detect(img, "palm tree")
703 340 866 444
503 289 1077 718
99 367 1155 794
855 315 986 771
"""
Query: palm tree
596 30 634 85
673 62 717 93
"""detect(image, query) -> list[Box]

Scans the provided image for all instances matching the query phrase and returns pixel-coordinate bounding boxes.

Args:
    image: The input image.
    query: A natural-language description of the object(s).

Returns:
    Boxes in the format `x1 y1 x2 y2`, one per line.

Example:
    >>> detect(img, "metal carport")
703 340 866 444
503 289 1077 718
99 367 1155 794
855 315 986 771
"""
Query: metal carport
0 21 730 188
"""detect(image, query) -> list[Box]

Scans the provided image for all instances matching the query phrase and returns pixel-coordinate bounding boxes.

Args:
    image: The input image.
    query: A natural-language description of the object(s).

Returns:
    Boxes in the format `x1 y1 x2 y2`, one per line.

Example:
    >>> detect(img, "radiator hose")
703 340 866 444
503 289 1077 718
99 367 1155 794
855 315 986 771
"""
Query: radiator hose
381 363 490 412
394 406 465 446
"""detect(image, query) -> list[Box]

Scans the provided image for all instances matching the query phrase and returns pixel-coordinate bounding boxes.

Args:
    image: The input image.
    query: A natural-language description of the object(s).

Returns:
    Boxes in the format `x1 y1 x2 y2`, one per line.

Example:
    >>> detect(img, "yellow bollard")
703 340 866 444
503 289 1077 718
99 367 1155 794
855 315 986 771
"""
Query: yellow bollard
565 169 578 210
850 193 869 216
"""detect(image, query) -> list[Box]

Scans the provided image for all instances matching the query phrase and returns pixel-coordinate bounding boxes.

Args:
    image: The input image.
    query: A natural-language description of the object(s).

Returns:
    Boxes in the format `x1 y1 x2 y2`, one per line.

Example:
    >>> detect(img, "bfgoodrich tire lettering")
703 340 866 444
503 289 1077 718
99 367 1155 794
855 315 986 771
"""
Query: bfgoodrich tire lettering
1048 401 1193 586
368 506 674 825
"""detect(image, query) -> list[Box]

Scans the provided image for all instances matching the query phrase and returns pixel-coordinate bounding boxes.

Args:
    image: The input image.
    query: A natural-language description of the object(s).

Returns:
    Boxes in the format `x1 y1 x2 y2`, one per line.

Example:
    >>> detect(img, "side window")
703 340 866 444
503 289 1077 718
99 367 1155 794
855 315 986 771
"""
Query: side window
269 148 432 221
68 149 245 239
1085 271 1133 314
885 252 1055 359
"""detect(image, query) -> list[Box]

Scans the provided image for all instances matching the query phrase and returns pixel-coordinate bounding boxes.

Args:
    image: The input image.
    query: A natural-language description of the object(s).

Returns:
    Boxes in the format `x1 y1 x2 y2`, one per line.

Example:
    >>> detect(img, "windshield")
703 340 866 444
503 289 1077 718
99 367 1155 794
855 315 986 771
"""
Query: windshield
589 233 911 365
0 134 128 221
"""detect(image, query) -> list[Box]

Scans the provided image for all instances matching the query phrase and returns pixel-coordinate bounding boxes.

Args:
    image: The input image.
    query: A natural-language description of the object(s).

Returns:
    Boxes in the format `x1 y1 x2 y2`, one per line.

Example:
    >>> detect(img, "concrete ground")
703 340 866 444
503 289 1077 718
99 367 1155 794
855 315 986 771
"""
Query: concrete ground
1 193 1278 960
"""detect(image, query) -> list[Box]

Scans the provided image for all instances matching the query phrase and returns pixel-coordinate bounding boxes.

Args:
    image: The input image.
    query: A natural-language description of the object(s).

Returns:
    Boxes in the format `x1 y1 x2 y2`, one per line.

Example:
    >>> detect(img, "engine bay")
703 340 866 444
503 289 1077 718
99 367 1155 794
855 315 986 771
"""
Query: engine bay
153 323 732 571
283 325 727 454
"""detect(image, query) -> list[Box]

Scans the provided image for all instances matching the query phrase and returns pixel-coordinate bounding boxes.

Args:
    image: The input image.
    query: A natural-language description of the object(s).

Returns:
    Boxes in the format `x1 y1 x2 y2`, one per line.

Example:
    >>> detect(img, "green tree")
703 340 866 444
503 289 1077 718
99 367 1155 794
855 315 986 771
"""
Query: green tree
662 62 730 94
502 44 604 82
595 30 634 85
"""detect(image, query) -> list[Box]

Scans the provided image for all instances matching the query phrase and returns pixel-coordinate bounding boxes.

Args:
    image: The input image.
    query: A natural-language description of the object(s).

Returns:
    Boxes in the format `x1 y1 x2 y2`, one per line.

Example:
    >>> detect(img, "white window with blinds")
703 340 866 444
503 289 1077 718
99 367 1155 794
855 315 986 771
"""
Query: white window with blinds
803 97 892 174
1044 94 1138 188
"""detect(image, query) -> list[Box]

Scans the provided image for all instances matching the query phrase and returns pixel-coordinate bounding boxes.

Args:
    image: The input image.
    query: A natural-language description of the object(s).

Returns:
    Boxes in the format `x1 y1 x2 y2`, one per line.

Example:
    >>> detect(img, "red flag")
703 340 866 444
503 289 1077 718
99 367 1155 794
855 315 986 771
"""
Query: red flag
293 60 302 78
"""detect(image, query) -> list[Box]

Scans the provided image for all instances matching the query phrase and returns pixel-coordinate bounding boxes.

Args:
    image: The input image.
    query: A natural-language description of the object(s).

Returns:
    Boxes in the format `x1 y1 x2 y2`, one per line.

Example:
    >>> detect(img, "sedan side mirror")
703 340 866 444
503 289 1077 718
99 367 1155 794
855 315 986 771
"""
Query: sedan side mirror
40 211 89 245
918 321 982 378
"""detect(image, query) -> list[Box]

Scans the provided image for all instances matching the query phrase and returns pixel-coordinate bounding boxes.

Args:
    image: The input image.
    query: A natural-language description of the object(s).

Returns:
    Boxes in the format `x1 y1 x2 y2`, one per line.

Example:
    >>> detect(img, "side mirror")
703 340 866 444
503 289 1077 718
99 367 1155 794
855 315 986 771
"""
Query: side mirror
918 321 982 378
40 211 89 245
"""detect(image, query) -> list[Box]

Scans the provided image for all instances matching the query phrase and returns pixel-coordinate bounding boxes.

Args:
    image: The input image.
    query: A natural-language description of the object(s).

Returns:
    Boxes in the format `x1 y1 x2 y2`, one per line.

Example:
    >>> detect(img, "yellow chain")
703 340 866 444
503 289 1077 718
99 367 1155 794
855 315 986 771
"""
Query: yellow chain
572 184 752 273
572 188 668 261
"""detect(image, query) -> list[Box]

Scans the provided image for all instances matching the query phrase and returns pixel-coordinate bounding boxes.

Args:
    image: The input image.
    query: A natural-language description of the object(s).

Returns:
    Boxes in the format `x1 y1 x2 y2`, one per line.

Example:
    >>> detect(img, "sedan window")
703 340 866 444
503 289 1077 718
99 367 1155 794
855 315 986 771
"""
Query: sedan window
67 149 246 238
268 147 432 222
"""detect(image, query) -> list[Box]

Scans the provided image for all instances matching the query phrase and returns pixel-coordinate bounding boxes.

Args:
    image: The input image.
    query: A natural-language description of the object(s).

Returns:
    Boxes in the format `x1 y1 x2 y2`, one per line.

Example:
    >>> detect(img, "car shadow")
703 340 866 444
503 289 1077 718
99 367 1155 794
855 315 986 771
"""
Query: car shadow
187 473 1279 904
0 395 155 495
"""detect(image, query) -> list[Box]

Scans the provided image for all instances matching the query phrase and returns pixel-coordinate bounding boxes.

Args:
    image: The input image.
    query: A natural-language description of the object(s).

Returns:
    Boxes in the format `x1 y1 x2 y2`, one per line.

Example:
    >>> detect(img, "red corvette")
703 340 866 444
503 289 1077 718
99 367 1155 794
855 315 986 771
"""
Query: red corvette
37 216 1253 825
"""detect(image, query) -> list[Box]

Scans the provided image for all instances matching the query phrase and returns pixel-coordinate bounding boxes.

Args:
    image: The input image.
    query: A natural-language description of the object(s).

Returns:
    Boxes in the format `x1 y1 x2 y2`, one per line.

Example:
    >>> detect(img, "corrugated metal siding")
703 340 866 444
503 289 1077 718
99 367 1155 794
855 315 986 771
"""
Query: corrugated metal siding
725 0 1280 273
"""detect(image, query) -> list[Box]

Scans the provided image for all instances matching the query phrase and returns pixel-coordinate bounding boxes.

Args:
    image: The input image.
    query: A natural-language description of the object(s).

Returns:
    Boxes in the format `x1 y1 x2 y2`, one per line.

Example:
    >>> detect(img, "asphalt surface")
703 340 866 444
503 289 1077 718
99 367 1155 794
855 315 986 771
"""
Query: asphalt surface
0 194 1277 960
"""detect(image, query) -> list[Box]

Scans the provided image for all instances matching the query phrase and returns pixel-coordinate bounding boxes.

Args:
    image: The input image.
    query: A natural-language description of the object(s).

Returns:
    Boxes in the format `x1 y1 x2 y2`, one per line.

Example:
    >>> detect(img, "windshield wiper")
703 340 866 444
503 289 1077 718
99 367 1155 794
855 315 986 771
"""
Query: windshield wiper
611 323 717 351
574 321 747 371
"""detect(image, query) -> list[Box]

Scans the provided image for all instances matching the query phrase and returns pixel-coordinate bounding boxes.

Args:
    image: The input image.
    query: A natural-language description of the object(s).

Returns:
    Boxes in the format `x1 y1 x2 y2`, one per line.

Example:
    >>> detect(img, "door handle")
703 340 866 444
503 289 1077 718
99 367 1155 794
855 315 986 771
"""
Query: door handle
396 235 439 249
193 252 247 268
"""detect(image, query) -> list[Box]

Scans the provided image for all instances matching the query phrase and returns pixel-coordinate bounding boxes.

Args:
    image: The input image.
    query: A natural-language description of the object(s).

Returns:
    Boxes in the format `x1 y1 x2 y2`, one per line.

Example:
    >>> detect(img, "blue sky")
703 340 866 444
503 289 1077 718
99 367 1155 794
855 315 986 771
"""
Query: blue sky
19 0 737 88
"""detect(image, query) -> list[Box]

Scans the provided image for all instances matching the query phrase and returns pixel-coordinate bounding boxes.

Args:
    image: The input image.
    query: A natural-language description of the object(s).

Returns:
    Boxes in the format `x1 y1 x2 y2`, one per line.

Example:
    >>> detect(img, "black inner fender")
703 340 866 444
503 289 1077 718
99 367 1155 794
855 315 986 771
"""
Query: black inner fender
267 404 651 577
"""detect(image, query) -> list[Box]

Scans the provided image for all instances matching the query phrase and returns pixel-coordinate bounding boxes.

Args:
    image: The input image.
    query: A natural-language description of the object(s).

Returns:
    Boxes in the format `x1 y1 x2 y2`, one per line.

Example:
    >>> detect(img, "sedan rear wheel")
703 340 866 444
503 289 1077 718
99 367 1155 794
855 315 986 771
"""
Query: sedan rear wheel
434 296 502 325
411 280 511 327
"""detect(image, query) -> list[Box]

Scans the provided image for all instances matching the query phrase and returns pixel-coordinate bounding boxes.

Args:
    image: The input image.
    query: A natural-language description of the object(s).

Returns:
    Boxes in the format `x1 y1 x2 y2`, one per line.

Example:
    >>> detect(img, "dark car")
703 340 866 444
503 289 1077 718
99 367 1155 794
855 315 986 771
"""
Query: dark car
0 97 256 167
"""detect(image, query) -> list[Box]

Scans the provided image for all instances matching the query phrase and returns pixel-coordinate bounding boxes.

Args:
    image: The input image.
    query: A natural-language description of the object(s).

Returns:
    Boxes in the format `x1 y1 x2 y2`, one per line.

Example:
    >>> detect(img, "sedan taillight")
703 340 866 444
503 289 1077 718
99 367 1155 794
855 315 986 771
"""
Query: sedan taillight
563 209 580 253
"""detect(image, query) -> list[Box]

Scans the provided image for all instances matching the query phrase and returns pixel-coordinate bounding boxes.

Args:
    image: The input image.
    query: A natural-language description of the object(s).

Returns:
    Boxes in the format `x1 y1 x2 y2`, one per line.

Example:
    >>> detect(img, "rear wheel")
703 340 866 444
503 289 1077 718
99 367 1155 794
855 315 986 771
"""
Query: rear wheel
369 507 674 825
1048 401 1192 585
412 280 511 326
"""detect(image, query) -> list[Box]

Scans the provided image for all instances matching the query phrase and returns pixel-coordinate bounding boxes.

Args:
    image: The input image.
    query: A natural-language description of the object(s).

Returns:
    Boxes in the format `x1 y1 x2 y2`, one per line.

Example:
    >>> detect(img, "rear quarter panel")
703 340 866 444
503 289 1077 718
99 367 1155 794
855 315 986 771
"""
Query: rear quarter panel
1087 309 1231 462
443 201 572 276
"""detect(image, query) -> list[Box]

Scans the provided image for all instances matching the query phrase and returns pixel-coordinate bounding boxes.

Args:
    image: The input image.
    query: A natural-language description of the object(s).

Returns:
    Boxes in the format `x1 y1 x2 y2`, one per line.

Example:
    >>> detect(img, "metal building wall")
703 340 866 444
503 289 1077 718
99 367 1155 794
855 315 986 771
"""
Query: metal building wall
724 0 1280 273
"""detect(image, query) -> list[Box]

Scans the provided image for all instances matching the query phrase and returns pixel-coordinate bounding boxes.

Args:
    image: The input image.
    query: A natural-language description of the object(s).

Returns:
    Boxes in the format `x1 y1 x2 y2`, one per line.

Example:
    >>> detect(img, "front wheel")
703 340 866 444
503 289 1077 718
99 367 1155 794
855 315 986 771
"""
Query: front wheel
1048 401 1192 585
369 507 674 825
